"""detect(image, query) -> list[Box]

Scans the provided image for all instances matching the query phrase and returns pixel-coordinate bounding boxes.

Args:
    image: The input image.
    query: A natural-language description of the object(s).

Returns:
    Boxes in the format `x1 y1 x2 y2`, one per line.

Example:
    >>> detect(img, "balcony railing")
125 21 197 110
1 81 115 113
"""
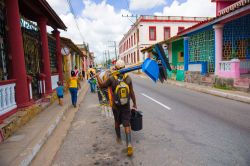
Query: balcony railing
218 0 250 16
140 15 209 22
0 80 17 116
219 59 240 78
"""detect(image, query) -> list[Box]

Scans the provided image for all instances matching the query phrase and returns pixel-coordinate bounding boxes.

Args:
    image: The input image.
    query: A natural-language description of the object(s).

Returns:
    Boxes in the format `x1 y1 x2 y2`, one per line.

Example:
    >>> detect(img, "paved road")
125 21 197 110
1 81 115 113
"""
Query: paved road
52 75 250 166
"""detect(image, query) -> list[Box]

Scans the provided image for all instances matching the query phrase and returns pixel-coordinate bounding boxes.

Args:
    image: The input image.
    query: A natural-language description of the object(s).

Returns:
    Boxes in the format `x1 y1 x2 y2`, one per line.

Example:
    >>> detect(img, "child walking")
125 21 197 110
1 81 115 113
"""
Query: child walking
56 81 64 106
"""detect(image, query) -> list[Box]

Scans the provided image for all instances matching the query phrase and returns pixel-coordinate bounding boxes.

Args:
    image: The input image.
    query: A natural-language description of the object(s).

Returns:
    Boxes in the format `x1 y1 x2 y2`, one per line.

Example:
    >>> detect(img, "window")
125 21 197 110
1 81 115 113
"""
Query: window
131 36 133 46
178 27 185 33
149 26 156 40
137 29 140 43
164 27 170 40
134 52 136 63
134 33 136 45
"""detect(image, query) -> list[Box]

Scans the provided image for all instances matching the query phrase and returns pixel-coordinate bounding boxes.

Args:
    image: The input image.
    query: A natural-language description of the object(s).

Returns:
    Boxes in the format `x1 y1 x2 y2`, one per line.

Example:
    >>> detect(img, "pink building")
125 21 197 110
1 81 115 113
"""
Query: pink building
119 15 209 66
178 0 250 89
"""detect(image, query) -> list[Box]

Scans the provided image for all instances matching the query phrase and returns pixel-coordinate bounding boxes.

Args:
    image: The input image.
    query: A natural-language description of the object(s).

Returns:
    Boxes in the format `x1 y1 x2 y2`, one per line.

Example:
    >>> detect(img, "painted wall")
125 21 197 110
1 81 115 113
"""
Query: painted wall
172 39 184 81
188 28 215 73
119 18 202 65
138 22 195 45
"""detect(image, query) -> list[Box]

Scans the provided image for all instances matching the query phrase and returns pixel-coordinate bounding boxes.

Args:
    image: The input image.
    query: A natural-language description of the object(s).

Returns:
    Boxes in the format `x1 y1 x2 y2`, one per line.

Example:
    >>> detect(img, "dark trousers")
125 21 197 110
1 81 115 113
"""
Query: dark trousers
69 88 78 105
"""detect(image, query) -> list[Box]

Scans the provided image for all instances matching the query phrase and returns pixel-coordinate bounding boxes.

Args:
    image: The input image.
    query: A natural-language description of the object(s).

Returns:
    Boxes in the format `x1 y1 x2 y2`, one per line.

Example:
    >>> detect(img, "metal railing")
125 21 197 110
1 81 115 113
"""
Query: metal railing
0 80 17 116
220 61 232 72
219 0 250 16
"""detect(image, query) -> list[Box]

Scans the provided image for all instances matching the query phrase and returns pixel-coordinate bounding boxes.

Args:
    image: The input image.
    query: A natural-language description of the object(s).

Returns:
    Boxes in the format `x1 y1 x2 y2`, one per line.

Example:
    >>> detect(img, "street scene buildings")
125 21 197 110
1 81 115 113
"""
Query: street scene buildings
119 15 208 66
141 0 250 90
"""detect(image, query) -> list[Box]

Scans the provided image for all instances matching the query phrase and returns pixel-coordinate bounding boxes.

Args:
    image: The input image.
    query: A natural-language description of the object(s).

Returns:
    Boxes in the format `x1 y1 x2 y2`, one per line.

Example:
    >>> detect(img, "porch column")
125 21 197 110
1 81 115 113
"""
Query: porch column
53 29 63 82
38 17 52 94
84 56 87 76
5 0 30 107
184 37 189 71
213 24 224 76
72 53 76 69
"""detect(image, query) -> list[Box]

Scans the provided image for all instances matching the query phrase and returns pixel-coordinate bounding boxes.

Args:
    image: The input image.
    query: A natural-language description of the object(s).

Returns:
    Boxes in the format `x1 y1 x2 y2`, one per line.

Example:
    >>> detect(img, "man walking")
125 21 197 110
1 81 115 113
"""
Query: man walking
87 65 96 93
96 59 137 156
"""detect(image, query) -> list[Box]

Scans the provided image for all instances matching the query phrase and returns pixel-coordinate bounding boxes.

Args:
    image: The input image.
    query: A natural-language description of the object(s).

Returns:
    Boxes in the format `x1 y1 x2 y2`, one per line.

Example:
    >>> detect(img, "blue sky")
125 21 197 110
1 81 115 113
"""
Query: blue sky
71 0 188 16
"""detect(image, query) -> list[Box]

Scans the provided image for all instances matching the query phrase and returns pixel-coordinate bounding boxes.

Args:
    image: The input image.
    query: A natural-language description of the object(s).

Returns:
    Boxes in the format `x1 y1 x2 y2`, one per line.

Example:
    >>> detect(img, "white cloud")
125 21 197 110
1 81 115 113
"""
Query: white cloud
154 0 216 17
129 0 166 10
47 0 131 63
46 0 69 15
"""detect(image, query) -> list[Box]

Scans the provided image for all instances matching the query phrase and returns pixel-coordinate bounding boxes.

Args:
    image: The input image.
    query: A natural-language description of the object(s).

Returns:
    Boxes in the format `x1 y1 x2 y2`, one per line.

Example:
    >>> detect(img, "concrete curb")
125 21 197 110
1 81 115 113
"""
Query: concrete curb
166 81 250 104
11 84 89 166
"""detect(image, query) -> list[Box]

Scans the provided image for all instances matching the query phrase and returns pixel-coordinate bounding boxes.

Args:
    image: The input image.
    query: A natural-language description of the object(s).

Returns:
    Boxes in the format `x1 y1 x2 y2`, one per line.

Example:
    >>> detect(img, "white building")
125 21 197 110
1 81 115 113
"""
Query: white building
119 15 209 65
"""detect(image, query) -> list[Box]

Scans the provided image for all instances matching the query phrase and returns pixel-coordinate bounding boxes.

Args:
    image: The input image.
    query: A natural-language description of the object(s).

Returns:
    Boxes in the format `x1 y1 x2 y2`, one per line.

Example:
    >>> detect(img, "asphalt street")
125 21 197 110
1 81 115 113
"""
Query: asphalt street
52 75 250 166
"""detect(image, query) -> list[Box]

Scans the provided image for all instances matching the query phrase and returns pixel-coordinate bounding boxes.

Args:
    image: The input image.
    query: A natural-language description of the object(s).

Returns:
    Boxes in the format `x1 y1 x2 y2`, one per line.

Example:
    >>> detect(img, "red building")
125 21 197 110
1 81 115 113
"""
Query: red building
0 0 66 123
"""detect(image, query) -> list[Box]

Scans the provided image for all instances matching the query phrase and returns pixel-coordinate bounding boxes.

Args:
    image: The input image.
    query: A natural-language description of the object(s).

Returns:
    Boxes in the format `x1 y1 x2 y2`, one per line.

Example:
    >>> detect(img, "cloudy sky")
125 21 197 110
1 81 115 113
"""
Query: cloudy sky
47 0 216 63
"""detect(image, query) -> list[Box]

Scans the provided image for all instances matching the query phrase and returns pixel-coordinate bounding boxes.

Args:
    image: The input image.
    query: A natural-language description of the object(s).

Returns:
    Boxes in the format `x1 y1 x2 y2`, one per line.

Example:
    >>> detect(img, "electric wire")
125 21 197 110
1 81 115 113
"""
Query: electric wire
66 0 85 42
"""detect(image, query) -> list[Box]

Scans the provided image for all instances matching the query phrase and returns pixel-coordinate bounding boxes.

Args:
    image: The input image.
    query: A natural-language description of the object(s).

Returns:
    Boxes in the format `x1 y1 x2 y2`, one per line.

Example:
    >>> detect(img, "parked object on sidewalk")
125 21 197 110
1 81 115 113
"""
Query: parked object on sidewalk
130 110 143 131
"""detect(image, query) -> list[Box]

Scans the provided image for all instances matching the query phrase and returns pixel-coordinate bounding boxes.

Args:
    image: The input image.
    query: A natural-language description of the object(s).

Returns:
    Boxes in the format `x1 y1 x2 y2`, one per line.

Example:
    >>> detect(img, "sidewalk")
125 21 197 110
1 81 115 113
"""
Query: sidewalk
0 81 89 166
137 74 250 104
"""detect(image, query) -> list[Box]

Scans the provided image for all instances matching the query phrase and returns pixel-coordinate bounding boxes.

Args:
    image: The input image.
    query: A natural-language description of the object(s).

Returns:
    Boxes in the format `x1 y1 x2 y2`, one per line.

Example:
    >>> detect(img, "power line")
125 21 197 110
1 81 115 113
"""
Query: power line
66 0 85 42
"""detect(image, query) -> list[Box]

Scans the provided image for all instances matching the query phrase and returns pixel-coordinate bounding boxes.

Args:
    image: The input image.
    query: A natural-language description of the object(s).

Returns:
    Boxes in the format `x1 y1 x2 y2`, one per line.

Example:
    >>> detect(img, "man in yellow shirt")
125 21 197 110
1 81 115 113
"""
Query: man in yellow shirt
87 65 96 93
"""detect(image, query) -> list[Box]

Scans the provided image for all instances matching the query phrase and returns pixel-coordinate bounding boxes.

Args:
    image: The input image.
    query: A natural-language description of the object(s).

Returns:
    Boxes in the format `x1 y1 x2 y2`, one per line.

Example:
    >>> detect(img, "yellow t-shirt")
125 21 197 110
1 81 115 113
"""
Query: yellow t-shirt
87 68 96 79
69 77 78 88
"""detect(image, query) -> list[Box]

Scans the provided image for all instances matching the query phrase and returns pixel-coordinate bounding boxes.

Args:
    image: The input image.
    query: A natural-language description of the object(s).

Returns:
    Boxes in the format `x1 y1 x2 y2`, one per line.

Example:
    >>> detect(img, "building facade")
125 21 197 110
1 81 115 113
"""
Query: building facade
180 0 250 89
0 0 66 123
77 44 95 78
141 0 250 90
61 38 85 80
118 15 209 66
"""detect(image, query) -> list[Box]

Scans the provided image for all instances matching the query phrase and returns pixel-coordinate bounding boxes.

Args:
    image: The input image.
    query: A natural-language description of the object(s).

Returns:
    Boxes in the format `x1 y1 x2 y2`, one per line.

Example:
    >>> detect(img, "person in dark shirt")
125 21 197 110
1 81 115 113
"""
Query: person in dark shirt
96 59 137 156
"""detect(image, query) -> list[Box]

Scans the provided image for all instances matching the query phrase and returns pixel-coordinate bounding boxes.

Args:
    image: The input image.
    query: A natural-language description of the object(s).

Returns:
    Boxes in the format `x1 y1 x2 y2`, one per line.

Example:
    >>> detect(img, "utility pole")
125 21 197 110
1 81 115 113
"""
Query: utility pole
103 51 107 67
121 14 138 24
108 41 118 61
107 50 110 62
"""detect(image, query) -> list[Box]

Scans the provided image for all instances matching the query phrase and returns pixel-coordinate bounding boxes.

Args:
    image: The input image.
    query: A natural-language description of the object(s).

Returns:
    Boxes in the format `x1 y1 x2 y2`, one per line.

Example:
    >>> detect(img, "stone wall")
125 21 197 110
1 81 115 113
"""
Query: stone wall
185 71 215 86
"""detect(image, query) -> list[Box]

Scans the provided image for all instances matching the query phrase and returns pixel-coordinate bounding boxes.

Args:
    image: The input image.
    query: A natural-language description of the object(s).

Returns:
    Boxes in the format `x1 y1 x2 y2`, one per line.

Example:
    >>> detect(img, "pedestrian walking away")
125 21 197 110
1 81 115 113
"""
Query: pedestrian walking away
87 65 96 93
56 81 64 106
68 70 81 108
96 59 137 156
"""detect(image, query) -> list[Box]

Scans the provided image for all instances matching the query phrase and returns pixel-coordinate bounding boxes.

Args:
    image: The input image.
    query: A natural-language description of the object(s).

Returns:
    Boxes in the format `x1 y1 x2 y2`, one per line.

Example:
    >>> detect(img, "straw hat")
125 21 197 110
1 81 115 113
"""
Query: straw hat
115 59 125 69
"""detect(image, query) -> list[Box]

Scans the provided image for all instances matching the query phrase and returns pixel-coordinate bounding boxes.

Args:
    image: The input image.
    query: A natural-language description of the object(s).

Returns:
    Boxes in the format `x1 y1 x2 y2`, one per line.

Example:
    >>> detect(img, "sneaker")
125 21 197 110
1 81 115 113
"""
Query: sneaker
73 104 76 108
127 145 133 156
